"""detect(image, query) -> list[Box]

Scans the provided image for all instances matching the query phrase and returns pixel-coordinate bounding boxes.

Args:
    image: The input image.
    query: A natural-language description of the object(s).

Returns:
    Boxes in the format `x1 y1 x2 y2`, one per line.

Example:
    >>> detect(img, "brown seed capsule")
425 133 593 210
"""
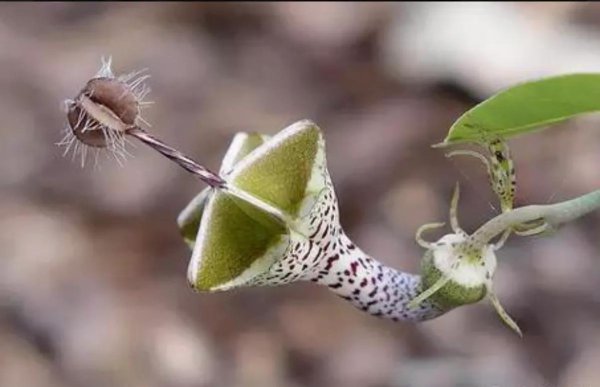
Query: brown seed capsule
66 103 107 148
67 77 140 148
60 57 226 187
60 57 151 166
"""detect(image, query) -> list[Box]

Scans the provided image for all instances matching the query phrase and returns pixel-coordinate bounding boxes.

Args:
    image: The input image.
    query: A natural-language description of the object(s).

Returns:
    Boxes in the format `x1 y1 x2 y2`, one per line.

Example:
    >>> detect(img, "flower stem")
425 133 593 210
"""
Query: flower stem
126 126 226 188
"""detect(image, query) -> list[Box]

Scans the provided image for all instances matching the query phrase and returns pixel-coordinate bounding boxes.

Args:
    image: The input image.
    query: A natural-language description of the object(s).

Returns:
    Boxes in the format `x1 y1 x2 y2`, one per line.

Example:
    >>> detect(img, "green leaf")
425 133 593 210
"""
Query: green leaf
441 73 600 145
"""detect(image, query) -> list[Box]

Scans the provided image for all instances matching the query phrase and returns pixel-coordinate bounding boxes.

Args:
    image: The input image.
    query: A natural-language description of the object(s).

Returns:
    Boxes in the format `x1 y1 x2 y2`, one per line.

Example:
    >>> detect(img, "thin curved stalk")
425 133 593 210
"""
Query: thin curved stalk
469 190 600 249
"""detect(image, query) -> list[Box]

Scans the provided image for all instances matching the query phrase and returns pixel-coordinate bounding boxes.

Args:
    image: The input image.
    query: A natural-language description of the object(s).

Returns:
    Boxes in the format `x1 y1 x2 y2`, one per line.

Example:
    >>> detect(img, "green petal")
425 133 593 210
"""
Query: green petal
177 132 271 249
220 132 271 176
186 120 325 291
229 120 321 217
188 191 289 291
177 187 211 249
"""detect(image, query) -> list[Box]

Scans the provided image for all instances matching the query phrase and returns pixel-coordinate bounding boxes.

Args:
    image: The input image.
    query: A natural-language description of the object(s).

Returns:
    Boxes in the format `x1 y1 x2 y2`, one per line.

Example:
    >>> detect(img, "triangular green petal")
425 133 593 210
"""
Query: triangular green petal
177 132 271 249
228 120 321 217
188 191 288 291
177 187 211 249
220 132 271 176
183 120 327 291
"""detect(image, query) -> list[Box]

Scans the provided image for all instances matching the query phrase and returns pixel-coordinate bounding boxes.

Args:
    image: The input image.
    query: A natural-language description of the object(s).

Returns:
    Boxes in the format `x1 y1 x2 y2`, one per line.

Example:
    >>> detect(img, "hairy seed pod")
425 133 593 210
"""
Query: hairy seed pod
60 57 152 166
67 78 140 144
61 57 226 186
68 77 140 147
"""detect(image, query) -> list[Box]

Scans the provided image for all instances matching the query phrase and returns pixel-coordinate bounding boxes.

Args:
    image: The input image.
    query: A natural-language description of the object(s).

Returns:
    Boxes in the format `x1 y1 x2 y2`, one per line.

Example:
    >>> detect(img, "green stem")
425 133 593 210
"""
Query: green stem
469 190 600 249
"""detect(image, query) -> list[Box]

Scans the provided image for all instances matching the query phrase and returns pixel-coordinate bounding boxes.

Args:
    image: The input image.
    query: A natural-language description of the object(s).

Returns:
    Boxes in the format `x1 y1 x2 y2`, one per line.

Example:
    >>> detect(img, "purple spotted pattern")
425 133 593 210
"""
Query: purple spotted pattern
250 167 443 322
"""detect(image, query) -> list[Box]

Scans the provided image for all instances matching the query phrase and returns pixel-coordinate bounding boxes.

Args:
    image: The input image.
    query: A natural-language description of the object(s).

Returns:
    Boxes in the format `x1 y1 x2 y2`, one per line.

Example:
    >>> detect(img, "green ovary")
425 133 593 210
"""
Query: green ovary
420 251 487 310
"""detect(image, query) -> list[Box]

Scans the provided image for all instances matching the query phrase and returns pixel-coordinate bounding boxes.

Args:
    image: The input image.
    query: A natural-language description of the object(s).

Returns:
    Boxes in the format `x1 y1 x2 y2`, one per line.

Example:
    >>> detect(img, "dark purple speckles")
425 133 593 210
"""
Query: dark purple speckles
320 224 330 239
357 258 366 269
249 176 442 323
310 221 323 239
368 287 378 298
281 272 292 281
350 261 358 276
324 254 339 271
310 216 318 226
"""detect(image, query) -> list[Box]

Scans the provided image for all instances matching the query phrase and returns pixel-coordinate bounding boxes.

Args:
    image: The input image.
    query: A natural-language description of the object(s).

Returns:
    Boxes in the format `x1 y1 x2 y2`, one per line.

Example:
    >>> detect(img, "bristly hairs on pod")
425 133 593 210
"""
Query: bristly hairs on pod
58 57 226 188
57 56 153 168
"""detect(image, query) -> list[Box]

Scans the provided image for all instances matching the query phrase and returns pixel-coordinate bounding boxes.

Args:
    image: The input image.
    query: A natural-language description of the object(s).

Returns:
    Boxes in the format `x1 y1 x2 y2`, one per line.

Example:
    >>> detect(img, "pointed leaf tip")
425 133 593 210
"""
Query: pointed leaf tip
441 73 600 145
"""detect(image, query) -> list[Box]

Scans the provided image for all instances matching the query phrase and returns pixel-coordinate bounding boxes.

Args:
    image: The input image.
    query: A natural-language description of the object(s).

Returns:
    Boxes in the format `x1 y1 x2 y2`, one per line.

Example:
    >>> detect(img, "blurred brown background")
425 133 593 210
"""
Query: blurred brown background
1 2 600 387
